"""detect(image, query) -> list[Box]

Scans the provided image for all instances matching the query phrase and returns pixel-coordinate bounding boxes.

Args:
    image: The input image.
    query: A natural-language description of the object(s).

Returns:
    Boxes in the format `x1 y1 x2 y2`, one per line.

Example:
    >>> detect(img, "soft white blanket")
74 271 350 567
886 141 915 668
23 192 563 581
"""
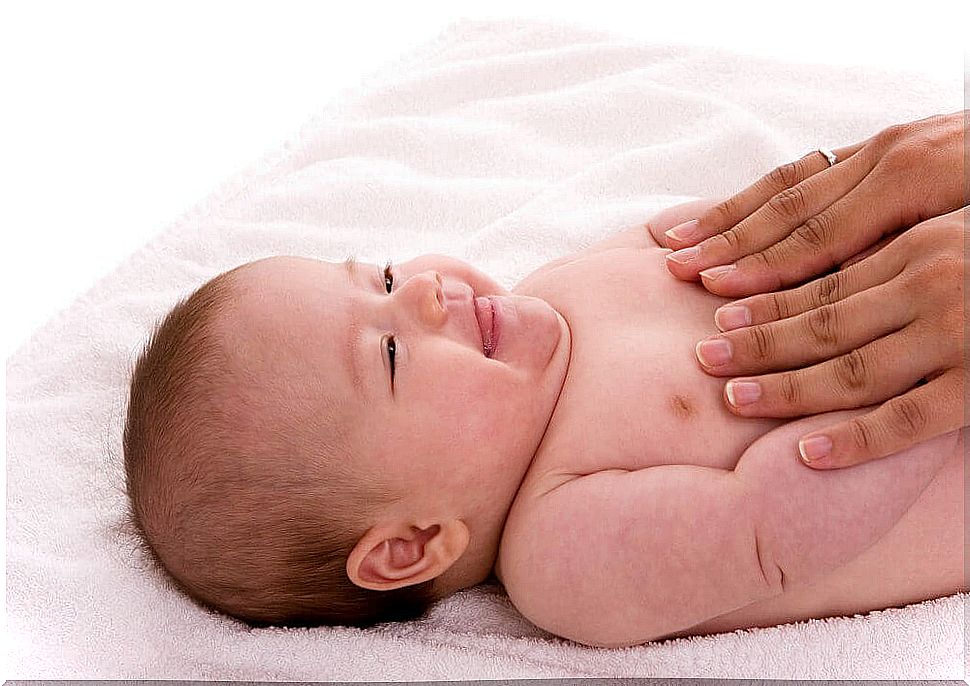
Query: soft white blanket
5 17 965 680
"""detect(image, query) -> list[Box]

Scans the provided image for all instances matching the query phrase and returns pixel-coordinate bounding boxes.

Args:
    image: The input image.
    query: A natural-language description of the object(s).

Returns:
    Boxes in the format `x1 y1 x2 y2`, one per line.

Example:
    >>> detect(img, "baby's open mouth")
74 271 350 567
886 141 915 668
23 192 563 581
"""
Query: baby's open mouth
474 296 494 358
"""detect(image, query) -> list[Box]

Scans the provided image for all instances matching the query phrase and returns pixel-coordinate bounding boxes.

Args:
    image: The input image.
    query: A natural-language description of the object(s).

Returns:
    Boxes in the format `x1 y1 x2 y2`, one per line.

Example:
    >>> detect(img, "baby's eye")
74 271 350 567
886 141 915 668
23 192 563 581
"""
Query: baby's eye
385 335 396 382
382 261 395 384
383 260 394 293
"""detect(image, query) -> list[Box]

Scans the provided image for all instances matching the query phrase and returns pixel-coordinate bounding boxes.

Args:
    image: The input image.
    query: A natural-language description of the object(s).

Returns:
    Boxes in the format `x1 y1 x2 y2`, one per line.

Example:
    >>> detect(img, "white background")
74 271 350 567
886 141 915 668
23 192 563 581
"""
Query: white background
2 0 966 677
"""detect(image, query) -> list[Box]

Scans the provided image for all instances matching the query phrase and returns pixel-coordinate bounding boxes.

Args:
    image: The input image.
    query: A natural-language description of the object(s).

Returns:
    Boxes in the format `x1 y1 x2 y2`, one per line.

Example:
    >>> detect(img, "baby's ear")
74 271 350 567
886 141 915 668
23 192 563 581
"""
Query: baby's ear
346 520 468 591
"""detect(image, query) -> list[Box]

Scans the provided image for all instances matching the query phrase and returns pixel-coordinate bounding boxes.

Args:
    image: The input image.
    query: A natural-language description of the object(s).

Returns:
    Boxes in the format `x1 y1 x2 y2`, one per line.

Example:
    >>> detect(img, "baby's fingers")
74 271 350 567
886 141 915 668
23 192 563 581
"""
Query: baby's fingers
797 369 963 469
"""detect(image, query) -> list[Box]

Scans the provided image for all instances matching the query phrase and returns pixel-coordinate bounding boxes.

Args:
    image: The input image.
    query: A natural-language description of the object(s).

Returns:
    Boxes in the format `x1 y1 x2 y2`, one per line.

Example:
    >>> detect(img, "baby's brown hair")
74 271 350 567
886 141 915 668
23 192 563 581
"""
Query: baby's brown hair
122 264 440 628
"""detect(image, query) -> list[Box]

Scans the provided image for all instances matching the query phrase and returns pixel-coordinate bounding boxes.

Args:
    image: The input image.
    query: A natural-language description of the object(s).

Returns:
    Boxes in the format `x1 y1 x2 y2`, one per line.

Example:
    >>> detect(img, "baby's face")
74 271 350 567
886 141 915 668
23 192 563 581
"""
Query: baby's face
215 254 571 518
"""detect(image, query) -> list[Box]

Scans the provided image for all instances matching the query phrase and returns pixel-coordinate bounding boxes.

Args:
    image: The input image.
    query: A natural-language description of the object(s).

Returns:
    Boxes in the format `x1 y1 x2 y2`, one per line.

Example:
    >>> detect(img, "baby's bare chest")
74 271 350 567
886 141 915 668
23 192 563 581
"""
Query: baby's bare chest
512 247 782 489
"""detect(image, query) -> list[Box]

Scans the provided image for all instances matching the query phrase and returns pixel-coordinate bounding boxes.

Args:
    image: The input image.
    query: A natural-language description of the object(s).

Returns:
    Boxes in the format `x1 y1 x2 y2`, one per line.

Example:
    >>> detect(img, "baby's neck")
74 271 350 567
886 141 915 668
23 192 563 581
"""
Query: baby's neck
436 516 506 595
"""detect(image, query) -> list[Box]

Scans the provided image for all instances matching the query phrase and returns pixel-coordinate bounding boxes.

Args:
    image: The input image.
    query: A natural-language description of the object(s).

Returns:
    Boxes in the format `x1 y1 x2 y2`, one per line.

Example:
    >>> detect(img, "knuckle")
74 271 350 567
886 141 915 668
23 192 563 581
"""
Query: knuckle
764 292 789 321
748 324 776 361
778 372 800 405
766 161 803 190
904 262 936 293
900 263 921 289
716 227 743 253
793 215 832 253
766 185 807 220
848 417 877 453
909 130 945 157
814 271 844 306
737 248 775 271
742 247 788 291
806 304 840 348
893 223 925 255
880 142 920 174
911 257 962 307
834 348 869 392
887 395 928 439
874 122 908 148
709 197 743 227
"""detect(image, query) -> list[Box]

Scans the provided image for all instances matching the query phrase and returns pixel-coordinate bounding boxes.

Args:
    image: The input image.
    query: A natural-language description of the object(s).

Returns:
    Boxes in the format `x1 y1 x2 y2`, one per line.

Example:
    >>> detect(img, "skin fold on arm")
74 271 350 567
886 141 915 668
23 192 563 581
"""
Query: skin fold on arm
503 408 955 648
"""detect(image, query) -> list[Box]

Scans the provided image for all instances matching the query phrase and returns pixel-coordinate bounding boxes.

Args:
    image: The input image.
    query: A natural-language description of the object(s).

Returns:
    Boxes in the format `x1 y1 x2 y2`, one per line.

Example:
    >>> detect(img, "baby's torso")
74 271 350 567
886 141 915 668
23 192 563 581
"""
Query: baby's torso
494 233 964 639
506 241 780 502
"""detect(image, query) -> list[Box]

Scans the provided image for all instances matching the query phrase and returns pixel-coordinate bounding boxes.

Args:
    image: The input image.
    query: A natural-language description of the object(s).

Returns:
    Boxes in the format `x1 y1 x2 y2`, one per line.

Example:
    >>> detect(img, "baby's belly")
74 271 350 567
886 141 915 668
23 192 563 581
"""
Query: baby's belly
668 442 965 640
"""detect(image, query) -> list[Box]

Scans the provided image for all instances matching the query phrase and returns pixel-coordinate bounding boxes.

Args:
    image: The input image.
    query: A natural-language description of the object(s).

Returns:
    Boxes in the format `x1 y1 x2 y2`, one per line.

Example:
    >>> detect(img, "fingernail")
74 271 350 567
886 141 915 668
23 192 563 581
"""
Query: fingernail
799 435 832 463
715 304 751 332
665 219 699 242
726 380 761 406
695 337 733 367
666 246 699 265
699 264 736 281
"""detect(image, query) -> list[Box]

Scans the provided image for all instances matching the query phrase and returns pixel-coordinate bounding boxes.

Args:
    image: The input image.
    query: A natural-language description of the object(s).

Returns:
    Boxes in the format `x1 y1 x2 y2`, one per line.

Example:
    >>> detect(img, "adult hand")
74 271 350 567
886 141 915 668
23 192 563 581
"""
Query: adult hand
692 207 965 469
662 110 966 297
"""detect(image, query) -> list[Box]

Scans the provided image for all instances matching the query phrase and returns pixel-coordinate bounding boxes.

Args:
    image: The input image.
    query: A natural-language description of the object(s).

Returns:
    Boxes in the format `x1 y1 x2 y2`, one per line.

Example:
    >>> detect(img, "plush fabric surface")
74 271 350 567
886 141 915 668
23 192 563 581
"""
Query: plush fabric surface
6 17 965 680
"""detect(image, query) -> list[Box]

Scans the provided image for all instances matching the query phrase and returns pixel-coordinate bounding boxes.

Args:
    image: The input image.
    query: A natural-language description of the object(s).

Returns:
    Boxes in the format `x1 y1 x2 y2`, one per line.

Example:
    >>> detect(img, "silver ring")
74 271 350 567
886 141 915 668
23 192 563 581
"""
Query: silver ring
817 147 837 166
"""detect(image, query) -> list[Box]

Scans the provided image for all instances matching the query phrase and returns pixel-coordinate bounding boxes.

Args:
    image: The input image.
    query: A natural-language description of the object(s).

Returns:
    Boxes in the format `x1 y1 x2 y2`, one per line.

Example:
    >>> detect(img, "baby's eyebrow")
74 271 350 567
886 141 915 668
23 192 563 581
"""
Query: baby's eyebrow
342 255 360 283
341 255 365 399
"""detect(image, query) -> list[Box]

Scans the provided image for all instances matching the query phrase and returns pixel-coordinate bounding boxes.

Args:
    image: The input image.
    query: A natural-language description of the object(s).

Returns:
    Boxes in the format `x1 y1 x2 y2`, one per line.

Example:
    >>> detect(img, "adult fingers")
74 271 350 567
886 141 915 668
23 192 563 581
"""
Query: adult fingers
718 320 937 418
664 143 865 250
837 231 903 270
664 143 868 285
643 197 727 248
693 160 917 297
711 242 906 332
695 280 912 376
796 368 964 468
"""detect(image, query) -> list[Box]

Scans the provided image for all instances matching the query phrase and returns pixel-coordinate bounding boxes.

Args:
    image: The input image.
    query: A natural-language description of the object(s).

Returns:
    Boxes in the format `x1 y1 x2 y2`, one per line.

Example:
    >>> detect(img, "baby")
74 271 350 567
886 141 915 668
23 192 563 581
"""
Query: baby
122 197 965 647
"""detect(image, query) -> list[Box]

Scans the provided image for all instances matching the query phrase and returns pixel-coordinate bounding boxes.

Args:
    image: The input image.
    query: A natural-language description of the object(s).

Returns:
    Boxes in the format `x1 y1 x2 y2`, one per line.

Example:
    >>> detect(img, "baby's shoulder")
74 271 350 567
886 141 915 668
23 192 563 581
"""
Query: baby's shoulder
520 196 723 290
515 225 659 293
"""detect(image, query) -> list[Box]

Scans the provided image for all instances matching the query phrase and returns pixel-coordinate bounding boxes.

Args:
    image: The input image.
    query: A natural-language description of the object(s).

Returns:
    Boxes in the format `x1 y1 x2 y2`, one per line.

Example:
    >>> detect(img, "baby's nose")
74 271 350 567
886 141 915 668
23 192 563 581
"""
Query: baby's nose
431 272 444 309
410 271 445 322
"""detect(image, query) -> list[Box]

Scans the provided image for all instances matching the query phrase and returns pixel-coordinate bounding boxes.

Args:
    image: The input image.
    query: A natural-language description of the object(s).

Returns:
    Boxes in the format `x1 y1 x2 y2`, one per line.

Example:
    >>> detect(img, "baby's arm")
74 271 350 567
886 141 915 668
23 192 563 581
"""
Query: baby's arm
503 409 954 648
737 409 956 586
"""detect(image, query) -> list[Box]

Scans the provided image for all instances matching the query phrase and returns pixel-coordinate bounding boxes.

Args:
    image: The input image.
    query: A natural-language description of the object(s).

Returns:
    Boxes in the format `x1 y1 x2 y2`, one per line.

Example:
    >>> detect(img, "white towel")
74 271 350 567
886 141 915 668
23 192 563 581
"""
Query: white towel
6 16 965 680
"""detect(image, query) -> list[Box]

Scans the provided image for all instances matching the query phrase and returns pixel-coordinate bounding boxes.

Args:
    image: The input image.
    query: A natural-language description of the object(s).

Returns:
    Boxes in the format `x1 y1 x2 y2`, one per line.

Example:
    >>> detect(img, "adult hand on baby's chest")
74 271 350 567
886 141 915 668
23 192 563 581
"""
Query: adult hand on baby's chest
649 112 966 471
688 209 965 469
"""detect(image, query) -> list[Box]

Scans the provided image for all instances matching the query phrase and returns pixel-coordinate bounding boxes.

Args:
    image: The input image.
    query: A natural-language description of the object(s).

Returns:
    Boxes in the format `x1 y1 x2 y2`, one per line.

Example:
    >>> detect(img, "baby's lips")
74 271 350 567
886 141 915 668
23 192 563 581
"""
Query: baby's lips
474 296 494 356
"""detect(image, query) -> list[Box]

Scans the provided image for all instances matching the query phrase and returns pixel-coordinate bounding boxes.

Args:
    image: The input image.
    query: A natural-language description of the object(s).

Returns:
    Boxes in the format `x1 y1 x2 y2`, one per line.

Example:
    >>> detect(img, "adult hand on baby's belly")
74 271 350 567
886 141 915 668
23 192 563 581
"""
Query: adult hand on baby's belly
688 210 964 470
644 111 966 471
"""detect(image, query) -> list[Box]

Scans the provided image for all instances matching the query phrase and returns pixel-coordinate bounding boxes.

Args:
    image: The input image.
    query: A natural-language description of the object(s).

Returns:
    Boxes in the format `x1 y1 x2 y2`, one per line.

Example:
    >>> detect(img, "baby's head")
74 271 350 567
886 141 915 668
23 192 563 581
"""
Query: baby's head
123 254 570 628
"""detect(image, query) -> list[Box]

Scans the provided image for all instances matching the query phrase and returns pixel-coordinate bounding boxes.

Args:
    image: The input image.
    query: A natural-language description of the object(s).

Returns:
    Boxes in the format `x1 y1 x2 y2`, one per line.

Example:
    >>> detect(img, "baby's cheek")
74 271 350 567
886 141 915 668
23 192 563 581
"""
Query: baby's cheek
429 386 500 442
